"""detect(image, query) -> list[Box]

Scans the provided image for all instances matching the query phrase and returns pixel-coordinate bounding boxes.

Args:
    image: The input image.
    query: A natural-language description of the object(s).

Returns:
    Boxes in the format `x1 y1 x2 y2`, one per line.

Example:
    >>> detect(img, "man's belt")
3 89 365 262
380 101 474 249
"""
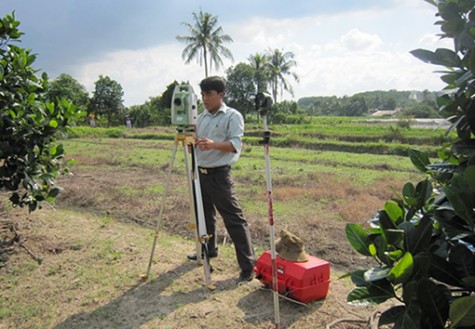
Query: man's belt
198 165 230 175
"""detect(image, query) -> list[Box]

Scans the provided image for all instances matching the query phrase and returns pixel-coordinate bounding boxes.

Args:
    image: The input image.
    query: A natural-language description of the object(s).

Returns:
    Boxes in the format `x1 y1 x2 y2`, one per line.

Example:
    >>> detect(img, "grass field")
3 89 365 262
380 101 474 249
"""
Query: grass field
1 118 445 329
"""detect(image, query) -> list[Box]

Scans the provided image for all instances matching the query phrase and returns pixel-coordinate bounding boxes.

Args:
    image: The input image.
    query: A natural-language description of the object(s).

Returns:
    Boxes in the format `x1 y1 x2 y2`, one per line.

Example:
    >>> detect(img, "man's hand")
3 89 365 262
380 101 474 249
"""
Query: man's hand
196 138 235 153
196 138 214 151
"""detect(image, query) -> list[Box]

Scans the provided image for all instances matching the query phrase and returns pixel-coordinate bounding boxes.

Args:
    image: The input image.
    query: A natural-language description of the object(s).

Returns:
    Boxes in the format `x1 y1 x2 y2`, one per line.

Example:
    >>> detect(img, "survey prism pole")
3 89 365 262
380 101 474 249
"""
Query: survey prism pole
261 114 281 329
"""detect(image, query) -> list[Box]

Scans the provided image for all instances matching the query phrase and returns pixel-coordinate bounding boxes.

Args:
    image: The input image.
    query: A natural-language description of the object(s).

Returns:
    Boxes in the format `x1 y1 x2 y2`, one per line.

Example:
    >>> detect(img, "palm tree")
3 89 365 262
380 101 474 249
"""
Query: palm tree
176 10 234 77
267 48 299 102
248 52 270 93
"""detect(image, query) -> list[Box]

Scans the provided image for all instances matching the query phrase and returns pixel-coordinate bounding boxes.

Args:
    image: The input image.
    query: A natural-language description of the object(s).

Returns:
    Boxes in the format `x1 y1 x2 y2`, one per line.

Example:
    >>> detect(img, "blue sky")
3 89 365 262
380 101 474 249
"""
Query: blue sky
1 0 450 106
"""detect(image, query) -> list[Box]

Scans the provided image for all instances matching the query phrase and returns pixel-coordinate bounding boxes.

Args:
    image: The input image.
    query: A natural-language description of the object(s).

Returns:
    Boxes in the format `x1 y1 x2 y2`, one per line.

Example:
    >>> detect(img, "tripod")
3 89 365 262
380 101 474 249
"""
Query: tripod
144 128 214 289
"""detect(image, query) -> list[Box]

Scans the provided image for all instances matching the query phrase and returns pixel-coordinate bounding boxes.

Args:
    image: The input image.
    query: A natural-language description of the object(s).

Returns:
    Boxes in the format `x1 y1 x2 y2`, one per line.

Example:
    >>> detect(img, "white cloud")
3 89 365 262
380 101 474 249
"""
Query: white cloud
73 44 211 106
418 33 452 49
339 28 383 52
68 1 450 106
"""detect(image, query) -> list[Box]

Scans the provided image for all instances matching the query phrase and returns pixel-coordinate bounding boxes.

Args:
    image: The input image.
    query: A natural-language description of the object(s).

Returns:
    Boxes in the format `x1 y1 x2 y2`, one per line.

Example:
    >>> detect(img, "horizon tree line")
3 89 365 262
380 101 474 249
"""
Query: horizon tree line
44 9 437 128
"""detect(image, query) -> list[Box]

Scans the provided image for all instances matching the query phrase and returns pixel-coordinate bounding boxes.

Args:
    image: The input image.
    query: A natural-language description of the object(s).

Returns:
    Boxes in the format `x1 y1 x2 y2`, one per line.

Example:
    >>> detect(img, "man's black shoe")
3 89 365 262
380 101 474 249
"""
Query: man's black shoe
237 270 255 284
187 250 218 261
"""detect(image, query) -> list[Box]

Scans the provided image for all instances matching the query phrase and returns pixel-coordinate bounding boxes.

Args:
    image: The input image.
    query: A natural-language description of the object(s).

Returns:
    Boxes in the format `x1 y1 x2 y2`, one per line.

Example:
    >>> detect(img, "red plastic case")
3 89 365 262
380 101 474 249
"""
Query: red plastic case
254 251 331 304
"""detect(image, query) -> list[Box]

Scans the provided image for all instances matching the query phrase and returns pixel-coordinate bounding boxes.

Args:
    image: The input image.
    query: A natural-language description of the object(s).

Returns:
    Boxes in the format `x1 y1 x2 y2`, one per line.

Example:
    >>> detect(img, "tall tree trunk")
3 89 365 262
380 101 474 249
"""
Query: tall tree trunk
203 46 209 77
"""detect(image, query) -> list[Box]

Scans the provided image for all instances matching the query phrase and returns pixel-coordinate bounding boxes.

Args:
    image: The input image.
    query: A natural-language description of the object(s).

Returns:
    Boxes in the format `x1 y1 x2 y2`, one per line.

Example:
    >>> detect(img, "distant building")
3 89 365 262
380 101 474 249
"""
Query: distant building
409 91 424 102
370 108 401 117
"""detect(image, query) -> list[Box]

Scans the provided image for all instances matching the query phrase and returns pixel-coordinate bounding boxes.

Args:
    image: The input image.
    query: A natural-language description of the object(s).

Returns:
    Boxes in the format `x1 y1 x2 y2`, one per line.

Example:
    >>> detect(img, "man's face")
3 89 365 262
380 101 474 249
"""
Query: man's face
201 90 223 112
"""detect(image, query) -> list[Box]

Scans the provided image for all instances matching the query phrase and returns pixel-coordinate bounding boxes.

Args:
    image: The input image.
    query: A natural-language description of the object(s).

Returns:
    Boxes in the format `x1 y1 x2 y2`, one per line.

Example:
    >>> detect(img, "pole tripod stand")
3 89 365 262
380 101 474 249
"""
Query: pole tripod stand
261 116 281 329
256 92 281 329
143 128 214 290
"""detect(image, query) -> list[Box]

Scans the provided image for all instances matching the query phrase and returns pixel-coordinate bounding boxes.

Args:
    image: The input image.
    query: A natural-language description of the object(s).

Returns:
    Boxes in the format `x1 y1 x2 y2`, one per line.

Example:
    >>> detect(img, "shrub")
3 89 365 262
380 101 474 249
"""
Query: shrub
0 13 80 211
344 1 475 328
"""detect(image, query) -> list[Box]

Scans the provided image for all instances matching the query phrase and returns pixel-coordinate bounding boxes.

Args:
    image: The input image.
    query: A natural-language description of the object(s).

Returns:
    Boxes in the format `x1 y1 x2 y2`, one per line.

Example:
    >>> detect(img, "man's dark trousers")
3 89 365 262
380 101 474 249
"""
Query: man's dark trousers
198 166 255 273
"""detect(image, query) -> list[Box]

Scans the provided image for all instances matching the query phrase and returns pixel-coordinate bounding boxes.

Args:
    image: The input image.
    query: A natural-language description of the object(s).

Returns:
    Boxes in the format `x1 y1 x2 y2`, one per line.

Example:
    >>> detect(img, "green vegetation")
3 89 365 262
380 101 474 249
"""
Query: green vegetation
344 1 475 328
88 75 125 127
0 13 81 211
176 10 234 78
67 117 453 158
58 120 429 243
2 114 439 328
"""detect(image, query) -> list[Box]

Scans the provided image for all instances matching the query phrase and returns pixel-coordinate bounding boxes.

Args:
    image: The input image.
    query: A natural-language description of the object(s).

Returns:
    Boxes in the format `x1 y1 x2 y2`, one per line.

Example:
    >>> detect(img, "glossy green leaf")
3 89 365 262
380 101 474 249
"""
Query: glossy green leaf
466 165 475 192
444 185 474 226
417 279 449 327
388 252 413 285
384 229 404 247
450 296 475 328
386 249 404 261
411 48 462 67
402 182 417 206
408 215 432 255
384 202 403 222
452 139 475 156
402 280 418 305
430 254 465 287
415 179 432 210
364 267 390 282
393 301 421 329
348 270 366 287
347 287 373 305
412 253 430 280
49 119 58 128
449 243 475 278
373 235 391 265
470 51 475 75
47 188 60 199
345 223 376 257
378 210 398 230
347 280 394 305
409 149 430 173
422 0 437 6
462 276 475 290
379 305 405 326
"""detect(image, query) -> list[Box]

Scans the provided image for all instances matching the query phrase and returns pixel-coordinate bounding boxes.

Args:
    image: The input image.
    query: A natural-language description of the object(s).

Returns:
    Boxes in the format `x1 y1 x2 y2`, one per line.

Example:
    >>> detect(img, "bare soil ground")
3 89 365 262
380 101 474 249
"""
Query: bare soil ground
0 138 406 329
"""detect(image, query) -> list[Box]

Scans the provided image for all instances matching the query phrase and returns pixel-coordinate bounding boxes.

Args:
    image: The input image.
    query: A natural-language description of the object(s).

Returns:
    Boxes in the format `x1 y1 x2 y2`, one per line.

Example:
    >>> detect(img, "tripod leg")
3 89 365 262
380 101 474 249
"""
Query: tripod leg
185 144 214 289
183 145 201 260
143 143 179 279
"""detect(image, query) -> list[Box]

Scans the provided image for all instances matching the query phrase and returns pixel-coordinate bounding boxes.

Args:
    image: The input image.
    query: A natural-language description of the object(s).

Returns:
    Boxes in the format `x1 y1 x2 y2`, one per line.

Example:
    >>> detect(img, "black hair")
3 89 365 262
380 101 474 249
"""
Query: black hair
199 76 226 93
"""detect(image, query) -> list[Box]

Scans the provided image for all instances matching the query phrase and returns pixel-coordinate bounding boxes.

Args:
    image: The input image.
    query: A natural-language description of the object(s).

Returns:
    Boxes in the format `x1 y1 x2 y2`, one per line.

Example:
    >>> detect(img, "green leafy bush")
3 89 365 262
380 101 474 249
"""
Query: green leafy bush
344 1 475 328
0 13 80 211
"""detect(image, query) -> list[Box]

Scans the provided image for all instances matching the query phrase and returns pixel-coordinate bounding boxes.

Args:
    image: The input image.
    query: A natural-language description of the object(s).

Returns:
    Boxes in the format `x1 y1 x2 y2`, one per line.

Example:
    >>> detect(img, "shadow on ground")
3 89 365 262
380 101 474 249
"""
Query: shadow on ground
52 259 319 329
52 261 234 329
238 287 325 328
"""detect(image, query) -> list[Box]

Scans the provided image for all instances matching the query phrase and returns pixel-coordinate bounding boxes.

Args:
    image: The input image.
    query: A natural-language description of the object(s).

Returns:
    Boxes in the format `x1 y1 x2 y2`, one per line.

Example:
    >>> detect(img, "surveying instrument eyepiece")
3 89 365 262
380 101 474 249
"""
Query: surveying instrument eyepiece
144 83 214 289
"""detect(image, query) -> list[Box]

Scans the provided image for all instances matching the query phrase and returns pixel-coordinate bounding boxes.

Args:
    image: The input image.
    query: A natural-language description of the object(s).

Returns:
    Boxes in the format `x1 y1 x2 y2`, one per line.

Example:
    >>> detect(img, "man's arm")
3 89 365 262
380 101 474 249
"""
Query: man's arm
195 139 235 153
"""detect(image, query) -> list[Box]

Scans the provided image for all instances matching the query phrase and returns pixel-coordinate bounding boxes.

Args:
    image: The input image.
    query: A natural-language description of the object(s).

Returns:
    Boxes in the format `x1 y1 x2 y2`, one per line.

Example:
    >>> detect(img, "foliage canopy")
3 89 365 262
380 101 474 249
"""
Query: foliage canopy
0 13 80 211
345 1 475 328
177 10 233 78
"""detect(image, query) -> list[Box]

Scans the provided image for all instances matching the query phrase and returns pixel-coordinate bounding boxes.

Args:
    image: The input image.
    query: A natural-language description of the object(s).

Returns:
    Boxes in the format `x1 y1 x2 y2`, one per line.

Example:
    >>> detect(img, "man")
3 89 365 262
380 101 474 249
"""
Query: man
188 76 256 283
